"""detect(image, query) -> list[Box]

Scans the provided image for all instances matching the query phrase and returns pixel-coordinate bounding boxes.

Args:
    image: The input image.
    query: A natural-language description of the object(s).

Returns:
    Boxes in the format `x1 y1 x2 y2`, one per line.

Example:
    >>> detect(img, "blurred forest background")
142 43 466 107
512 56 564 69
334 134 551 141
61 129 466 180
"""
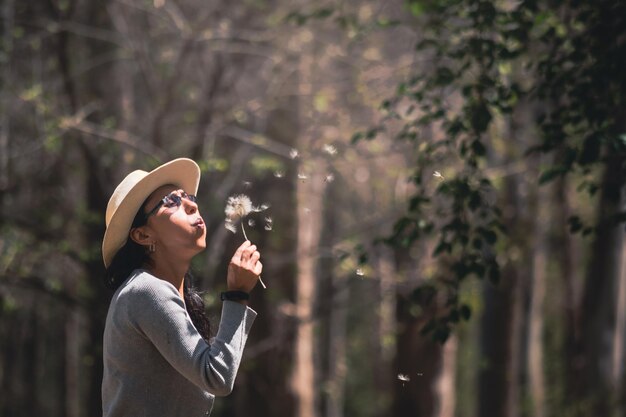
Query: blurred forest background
1 0 625 416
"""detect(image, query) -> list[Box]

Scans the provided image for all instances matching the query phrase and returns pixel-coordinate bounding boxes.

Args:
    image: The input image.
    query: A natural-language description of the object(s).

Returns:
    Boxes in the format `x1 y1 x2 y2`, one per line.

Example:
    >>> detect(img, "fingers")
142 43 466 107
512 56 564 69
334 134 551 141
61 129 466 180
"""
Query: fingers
253 260 263 276
249 250 261 264
226 242 264 292
231 241 261 272
241 244 257 261
232 240 252 262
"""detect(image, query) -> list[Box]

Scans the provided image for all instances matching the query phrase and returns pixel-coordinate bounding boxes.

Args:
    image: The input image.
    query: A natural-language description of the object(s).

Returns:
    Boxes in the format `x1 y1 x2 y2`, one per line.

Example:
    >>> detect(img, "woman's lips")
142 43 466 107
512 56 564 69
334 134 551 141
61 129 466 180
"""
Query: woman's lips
193 218 205 229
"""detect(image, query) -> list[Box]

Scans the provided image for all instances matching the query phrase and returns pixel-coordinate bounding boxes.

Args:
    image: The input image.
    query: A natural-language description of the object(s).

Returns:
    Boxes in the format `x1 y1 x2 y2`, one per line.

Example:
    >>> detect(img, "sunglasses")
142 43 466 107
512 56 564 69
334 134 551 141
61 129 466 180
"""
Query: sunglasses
145 190 198 218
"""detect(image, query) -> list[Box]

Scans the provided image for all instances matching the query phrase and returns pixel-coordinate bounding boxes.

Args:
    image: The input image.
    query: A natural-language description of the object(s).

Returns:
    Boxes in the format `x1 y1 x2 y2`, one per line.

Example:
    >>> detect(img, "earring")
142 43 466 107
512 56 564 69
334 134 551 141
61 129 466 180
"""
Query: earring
148 243 156 253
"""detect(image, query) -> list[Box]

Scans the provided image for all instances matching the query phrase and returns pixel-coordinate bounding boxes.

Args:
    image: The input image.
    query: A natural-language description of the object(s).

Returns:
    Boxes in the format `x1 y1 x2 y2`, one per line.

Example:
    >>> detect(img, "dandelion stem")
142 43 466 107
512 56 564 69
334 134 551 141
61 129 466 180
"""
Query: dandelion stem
241 221 267 289
241 222 249 241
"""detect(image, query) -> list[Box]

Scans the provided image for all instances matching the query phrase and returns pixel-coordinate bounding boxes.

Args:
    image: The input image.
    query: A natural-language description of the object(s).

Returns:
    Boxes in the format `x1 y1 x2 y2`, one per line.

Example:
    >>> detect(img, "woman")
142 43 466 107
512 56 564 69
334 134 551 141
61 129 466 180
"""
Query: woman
101 158 261 417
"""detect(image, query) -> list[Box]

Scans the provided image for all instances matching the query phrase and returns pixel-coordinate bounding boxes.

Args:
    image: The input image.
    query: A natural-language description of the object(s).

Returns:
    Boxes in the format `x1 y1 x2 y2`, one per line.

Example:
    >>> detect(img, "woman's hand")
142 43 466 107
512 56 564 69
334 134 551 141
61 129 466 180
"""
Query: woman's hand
227 240 263 293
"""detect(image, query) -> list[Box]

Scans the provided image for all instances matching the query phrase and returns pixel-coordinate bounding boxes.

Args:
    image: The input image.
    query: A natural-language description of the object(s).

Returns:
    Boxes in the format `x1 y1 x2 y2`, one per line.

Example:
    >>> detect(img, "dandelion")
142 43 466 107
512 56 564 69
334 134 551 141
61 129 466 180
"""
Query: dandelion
224 194 269 288
398 374 410 386
290 148 299 159
323 144 337 156
264 216 273 231
433 171 445 180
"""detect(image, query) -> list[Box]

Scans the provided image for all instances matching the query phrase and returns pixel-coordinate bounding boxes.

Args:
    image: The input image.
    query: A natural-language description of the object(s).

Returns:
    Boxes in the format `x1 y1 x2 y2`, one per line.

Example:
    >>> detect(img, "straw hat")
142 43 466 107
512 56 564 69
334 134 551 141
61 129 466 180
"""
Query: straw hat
102 158 201 268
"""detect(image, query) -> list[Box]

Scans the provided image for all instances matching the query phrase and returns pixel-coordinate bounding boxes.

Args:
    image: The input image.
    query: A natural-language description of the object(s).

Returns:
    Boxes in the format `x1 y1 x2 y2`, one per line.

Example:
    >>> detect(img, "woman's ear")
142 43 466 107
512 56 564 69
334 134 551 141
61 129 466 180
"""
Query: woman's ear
129 226 153 247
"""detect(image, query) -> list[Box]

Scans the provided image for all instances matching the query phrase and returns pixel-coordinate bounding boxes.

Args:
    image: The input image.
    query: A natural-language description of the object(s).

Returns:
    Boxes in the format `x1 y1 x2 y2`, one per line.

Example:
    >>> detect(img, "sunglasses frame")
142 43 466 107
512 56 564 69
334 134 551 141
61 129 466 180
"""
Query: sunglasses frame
145 190 197 219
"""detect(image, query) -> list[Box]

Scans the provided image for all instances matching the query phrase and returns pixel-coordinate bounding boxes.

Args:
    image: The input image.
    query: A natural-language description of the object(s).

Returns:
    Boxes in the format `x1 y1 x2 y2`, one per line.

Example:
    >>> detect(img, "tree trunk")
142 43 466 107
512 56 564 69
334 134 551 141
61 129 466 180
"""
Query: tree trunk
394 280 443 417
291 162 327 417
477 276 516 417
373 246 396 417
0 0 13 192
324 268 348 417
434 334 458 417
528 178 549 417
611 186 626 415
581 155 626 415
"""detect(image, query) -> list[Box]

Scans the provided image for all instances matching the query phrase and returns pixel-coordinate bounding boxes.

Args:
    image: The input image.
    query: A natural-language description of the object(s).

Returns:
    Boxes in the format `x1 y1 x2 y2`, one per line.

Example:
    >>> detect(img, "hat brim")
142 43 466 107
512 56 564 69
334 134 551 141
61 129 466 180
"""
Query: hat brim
102 158 201 268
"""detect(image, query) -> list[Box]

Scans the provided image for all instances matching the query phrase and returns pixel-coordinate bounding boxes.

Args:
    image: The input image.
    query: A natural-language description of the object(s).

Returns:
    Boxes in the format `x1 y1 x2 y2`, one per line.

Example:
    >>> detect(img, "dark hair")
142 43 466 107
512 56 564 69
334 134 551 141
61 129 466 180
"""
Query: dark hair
104 202 212 342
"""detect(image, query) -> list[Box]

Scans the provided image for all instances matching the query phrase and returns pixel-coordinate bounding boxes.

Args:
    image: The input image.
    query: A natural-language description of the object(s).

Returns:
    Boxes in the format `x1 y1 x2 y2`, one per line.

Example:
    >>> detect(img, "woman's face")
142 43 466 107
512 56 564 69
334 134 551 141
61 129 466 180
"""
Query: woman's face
141 184 207 261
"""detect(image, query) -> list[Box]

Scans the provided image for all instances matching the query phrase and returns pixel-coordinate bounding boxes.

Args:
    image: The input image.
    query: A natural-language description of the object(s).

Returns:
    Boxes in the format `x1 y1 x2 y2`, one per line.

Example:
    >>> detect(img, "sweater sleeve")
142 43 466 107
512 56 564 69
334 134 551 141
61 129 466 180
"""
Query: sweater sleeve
128 277 257 396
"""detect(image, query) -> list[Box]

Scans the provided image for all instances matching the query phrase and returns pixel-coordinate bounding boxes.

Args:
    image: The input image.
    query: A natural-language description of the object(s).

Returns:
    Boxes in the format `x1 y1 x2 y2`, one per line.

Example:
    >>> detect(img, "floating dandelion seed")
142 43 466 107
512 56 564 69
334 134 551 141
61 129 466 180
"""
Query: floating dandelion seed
290 148 299 159
325 173 335 183
242 180 252 189
356 268 365 277
224 194 268 288
323 144 337 155
298 173 308 181
433 171 445 180
274 170 284 178
248 218 256 227
398 374 410 386
264 216 273 231
304 207 311 214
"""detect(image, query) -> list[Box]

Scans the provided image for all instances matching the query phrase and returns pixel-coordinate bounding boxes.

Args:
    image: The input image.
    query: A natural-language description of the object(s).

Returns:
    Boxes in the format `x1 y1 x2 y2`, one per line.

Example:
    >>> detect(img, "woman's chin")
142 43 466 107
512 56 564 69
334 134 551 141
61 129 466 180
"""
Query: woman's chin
195 240 207 252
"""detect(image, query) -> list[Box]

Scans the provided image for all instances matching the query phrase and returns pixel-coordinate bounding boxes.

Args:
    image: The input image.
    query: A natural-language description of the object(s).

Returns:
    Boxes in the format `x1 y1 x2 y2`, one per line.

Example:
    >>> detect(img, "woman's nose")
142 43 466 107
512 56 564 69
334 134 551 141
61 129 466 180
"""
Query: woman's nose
184 198 198 214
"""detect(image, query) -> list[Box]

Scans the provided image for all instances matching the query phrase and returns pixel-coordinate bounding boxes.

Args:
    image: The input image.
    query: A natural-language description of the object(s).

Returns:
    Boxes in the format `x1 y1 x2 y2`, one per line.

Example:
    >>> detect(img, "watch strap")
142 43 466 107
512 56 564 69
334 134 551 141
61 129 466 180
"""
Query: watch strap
220 290 250 301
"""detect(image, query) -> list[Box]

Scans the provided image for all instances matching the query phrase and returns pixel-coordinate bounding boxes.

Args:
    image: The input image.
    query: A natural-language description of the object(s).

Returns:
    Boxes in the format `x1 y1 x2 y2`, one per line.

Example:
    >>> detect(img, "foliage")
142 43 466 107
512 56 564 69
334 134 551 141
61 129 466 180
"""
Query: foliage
355 0 626 342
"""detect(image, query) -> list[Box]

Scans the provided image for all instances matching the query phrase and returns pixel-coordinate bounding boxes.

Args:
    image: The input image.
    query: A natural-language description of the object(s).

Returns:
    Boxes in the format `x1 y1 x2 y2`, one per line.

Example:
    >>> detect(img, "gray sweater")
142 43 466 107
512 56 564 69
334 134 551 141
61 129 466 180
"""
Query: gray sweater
102 269 257 417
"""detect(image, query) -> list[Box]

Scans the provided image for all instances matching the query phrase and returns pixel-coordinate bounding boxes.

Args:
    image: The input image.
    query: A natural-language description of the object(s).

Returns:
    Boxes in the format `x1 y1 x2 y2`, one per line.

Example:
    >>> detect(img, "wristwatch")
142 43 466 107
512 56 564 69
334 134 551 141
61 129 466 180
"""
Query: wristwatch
220 290 250 301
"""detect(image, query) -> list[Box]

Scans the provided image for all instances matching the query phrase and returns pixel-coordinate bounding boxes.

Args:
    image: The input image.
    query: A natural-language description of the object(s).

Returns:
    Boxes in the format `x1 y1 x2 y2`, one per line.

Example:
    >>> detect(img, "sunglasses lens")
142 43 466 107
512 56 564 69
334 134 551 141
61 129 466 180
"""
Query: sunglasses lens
164 194 182 207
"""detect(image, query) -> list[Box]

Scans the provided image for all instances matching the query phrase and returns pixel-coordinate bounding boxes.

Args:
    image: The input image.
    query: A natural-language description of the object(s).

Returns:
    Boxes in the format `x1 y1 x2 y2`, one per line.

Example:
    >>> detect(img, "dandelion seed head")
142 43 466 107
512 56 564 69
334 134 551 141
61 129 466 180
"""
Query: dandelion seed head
225 218 237 234
224 194 269 233
264 216 273 231
290 148 299 159
323 144 337 156
225 194 254 220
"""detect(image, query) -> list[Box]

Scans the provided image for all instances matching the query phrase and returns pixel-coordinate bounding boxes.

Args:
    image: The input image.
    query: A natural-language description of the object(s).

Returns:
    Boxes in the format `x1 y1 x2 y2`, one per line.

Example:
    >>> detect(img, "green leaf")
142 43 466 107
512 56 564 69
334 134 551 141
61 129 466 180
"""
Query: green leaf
568 216 583 233
313 7 334 19
351 131 364 144
460 304 472 320
538 166 567 184
469 101 492 133
376 18 401 27
408 1 424 17
434 67 456 86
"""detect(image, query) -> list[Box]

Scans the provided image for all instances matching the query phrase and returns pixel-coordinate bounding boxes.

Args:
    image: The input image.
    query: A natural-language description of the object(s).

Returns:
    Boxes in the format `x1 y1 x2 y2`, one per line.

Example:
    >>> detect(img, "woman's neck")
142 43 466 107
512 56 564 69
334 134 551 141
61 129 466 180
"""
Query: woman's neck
147 258 189 299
